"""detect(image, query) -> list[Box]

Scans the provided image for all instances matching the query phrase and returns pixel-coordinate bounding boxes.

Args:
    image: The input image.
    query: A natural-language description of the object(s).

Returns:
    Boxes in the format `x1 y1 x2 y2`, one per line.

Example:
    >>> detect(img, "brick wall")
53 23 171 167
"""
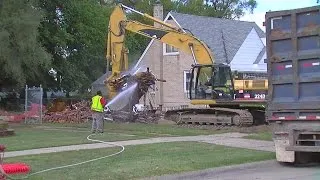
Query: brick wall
136 9 196 109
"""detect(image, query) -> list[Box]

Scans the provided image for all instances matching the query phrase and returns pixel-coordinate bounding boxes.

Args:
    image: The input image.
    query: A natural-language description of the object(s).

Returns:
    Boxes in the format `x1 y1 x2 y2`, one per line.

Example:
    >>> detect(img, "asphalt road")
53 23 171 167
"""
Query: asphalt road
149 160 320 180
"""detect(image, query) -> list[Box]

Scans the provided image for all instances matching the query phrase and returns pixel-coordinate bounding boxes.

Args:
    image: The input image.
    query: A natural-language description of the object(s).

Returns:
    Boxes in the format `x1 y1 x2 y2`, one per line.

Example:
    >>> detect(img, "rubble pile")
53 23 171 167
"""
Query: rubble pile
0 109 14 116
0 116 15 137
107 110 162 124
107 68 166 101
44 69 166 124
135 111 163 124
43 100 92 123
0 123 15 137
104 68 166 123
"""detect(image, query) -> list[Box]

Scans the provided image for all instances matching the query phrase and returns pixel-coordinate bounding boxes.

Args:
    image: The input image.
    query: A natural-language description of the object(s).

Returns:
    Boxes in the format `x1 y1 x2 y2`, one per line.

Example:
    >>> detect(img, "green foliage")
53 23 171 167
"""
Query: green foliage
0 0 258 92
38 0 111 92
109 0 258 67
176 0 257 19
109 0 179 66
0 0 52 88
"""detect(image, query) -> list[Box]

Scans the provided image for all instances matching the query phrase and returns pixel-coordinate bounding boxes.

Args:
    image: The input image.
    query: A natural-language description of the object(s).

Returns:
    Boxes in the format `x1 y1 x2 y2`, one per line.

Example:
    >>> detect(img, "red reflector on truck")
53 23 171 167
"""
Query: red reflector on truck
303 62 320 67
276 64 292 70
276 65 285 70
270 116 320 121
270 116 296 120
298 116 320 120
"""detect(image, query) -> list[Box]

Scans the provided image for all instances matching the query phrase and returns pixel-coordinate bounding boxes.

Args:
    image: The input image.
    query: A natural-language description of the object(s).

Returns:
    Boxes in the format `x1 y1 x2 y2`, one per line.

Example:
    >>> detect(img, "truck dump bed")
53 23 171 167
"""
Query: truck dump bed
265 6 320 121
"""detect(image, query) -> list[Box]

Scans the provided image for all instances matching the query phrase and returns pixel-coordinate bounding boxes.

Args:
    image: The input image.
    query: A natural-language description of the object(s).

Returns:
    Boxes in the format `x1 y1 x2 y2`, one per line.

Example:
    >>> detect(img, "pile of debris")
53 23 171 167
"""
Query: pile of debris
106 68 166 101
0 110 14 117
105 68 166 122
0 120 14 137
43 100 92 123
44 68 166 124
106 110 163 124
135 111 163 124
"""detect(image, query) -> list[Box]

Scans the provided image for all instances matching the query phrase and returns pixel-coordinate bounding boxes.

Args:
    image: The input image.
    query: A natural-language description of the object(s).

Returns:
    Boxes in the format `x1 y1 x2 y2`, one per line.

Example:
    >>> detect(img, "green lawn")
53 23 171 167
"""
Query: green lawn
243 132 273 141
1 126 146 151
42 121 230 136
6 142 275 180
2 122 230 151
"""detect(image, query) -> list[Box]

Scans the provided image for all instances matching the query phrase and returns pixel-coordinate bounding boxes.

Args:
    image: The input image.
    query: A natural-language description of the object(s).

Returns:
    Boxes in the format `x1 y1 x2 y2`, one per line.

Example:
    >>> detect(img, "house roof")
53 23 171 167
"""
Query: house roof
168 11 266 64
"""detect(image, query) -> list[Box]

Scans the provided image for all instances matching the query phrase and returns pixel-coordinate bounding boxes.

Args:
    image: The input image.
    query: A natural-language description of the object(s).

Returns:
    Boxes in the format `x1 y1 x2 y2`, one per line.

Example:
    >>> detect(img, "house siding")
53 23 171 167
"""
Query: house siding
162 49 193 106
230 28 267 72
136 19 195 108
135 13 266 110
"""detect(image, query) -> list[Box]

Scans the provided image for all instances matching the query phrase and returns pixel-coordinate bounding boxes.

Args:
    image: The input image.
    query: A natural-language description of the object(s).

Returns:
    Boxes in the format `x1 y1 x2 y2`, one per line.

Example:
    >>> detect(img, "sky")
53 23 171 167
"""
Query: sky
239 0 318 31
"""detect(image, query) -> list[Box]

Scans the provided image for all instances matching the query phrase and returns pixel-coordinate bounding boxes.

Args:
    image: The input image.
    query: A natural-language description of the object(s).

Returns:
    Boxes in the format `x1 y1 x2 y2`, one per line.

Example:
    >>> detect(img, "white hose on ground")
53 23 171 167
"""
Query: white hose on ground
0 133 125 180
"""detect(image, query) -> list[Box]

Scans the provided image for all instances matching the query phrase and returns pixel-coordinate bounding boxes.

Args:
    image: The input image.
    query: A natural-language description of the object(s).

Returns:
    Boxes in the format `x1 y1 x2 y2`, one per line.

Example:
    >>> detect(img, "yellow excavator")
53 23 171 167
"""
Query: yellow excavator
105 4 267 126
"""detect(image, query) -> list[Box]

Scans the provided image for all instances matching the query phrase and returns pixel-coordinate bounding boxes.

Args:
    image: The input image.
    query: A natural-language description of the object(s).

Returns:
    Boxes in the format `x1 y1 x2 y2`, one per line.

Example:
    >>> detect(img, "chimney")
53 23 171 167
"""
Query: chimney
153 1 163 27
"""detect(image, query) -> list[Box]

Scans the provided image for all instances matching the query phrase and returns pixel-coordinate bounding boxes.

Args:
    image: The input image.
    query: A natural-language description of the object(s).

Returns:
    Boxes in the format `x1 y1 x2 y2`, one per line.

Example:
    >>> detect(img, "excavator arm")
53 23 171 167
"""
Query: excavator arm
104 4 267 127
105 4 215 101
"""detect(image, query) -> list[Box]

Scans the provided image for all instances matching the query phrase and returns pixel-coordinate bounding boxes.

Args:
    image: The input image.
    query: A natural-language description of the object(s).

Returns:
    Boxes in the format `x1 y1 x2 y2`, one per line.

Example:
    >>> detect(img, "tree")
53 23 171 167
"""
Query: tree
176 0 257 19
37 0 258 93
106 0 257 67
38 0 112 92
115 0 257 20
107 0 179 66
0 0 52 88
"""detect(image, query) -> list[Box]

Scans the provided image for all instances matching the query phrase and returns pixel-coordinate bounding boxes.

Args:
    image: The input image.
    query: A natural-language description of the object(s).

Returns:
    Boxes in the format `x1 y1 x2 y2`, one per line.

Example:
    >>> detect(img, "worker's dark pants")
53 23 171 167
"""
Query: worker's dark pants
91 111 104 133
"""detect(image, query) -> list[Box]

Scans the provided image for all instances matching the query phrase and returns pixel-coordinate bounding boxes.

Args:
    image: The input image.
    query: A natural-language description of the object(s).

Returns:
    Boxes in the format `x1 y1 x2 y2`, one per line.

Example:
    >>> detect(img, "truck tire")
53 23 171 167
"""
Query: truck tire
294 152 320 166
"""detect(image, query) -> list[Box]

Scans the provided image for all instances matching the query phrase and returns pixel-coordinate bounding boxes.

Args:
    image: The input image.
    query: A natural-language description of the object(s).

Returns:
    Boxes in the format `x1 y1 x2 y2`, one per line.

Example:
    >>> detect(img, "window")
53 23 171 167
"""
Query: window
184 71 191 93
163 44 179 55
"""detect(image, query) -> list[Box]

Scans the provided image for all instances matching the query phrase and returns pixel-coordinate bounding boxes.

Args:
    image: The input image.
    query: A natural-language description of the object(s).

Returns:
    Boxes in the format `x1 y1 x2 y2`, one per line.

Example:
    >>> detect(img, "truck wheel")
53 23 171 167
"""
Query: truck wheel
294 152 320 166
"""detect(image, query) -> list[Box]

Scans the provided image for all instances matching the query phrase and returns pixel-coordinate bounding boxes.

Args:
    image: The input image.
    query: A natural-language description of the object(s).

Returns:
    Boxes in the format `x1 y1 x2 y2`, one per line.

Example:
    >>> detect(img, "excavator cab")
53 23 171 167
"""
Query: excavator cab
189 64 235 101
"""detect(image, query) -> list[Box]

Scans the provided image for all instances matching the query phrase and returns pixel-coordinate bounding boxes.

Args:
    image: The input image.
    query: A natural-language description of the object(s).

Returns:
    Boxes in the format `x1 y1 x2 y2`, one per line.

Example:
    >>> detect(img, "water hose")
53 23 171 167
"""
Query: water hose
0 133 125 180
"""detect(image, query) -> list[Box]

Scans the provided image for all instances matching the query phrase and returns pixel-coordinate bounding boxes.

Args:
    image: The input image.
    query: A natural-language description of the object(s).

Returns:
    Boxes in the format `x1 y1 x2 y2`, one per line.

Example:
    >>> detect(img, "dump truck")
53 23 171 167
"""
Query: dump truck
265 5 320 164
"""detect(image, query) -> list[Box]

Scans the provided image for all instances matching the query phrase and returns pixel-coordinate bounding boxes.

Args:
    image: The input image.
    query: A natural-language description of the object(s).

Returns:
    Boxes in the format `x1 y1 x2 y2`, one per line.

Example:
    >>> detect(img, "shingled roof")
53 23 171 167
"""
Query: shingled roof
168 12 266 64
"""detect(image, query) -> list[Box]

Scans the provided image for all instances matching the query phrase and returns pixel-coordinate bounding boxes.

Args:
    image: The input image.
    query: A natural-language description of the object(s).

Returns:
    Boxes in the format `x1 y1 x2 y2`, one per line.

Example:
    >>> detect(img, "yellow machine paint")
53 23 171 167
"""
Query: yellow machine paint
233 79 268 91
105 4 268 126
105 4 214 101
105 6 129 101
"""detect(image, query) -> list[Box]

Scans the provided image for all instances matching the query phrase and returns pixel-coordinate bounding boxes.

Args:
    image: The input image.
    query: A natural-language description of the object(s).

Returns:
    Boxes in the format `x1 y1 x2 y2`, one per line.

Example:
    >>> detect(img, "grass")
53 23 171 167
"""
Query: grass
243 132 273 141
2 122 230 151
6 142 275 180
43 121 230 136
1 126 145 151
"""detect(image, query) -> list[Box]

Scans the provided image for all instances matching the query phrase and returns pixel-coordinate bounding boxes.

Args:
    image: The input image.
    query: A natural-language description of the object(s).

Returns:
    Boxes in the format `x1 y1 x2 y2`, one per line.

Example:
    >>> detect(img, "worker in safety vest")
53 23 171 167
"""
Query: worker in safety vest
91 91 106 133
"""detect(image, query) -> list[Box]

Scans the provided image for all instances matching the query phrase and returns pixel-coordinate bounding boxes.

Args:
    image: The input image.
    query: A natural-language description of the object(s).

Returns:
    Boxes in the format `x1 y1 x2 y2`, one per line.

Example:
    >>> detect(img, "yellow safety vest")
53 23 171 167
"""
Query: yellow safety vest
91 95 104 112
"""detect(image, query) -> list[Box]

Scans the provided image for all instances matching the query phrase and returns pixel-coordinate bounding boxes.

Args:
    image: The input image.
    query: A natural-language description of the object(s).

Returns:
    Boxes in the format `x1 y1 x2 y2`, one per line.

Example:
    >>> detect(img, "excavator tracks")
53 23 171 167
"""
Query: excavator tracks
163 107 264 127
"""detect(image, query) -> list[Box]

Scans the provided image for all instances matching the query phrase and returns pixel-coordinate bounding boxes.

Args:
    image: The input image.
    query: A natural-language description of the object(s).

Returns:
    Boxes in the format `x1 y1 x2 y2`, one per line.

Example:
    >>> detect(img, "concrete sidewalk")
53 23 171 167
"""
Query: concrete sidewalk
4 132 274 158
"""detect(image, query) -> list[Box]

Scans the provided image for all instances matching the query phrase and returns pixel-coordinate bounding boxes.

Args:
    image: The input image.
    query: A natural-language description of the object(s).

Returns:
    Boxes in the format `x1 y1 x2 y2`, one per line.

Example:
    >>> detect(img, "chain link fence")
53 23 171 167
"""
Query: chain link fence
0 85 94 124
24 85 43 124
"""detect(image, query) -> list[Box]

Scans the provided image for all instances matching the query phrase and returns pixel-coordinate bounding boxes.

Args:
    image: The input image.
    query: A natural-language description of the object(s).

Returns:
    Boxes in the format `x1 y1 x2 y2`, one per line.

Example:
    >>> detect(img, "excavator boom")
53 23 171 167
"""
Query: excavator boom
105 4 215 101
105 4 267 127
122 20 214 65
106 4 214 67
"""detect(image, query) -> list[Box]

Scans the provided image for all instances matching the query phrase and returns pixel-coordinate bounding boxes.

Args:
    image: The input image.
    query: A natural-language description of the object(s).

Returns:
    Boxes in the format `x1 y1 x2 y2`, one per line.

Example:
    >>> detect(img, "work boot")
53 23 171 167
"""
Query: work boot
97 130 104 134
